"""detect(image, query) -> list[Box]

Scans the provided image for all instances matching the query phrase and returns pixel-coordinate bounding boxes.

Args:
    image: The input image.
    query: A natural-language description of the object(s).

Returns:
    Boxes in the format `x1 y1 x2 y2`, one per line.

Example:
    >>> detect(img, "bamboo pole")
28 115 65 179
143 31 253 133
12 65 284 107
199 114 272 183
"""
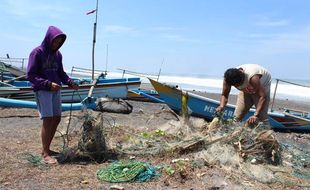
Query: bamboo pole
270 79 279 112
91 0 99 80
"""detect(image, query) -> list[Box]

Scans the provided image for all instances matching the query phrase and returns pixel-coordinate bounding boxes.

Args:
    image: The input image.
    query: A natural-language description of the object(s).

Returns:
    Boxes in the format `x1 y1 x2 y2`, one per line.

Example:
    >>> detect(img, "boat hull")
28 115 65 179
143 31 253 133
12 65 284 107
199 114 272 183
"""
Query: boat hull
149 79 310 131
0 78 141 102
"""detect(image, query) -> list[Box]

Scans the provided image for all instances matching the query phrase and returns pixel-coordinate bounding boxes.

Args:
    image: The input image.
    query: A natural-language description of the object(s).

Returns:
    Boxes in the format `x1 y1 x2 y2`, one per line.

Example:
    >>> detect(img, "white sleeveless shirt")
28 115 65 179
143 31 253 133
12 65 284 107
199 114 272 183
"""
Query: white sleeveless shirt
236 64 271 93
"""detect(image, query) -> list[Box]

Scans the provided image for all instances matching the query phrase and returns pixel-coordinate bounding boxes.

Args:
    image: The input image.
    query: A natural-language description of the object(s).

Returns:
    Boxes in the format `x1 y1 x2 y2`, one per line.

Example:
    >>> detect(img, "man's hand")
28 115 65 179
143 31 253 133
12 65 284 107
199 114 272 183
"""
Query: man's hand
70 81 79 90
50 82 61 91
247 115 258 125
216 106 224 113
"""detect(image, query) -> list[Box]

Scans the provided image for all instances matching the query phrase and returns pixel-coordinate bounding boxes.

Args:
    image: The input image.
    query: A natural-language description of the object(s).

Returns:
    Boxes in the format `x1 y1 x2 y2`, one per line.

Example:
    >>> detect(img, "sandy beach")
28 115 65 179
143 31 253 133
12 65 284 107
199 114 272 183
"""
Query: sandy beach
0 88 310 189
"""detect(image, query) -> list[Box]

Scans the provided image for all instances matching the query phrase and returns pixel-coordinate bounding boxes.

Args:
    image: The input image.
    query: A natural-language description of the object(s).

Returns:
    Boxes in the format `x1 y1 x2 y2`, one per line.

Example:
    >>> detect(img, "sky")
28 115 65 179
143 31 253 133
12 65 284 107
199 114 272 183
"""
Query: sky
1 0 310 80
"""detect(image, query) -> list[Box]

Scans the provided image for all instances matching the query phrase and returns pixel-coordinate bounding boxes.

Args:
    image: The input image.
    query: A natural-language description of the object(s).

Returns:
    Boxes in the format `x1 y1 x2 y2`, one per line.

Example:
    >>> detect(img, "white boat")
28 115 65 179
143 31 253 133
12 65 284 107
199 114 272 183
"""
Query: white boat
0 75 141 103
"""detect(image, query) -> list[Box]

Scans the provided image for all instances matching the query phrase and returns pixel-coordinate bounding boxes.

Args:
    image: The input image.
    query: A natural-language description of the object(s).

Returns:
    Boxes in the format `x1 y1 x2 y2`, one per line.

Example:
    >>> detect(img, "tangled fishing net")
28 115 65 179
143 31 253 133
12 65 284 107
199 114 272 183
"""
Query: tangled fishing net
108 112 309 187
57 111 114 163
51 106 310 187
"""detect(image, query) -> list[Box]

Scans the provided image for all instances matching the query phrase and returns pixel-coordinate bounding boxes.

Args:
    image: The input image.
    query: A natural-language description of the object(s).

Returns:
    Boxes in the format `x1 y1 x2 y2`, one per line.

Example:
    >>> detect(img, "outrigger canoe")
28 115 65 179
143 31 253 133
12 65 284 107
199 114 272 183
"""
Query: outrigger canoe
149 78 310 132
0 74 141 103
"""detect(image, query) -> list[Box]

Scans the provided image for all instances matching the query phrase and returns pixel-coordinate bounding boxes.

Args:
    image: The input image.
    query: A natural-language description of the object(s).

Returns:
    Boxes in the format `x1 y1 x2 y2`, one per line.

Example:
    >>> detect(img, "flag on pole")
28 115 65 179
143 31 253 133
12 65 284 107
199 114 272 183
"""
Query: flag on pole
86 9 96 15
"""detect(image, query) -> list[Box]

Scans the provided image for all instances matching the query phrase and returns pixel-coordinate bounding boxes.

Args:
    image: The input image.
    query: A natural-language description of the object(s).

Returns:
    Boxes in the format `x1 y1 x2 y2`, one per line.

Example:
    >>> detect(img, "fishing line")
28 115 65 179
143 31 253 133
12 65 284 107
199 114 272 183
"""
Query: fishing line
58 89 83 149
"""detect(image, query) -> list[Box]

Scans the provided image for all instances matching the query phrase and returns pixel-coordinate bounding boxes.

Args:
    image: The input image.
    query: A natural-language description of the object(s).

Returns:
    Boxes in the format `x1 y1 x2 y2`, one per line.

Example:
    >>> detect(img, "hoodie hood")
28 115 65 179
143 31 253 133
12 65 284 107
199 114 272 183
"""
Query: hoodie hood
41 26 66 52
27 25 72 91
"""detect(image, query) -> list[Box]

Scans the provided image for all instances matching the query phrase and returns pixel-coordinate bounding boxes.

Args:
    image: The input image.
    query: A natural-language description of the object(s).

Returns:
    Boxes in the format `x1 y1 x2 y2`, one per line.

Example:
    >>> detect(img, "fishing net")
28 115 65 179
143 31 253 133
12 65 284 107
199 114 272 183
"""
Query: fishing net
76 113 107 160
53 107 310 187
194 118 310 188
58 111 115 163
97 160 159 182
232 129 281 165
279 134 310 182
20 153 51 170
106 113 310 187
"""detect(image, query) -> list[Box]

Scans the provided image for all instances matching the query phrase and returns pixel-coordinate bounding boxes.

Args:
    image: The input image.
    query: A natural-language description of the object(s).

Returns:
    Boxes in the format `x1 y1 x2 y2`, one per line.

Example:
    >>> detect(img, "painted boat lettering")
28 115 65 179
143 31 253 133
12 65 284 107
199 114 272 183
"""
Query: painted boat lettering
204 105 234 118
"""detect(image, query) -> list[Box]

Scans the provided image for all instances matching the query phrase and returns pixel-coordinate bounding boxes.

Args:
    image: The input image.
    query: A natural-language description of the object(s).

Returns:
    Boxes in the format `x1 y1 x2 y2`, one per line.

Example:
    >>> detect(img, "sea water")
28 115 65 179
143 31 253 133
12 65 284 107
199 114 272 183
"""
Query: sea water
72 70 310 103
155 74 310 103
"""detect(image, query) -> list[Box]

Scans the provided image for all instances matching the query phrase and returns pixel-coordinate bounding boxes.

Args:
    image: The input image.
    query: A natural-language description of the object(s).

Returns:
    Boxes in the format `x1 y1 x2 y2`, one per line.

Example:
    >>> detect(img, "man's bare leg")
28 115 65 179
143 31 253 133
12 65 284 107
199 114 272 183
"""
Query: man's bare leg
41 116 60 164
49 116 61 155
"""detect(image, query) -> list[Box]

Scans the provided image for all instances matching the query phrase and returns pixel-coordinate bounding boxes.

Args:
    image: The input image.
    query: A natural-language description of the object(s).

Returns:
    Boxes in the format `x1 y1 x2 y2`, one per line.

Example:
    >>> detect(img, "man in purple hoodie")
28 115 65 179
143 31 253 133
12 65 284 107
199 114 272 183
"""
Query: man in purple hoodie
27 26 78 164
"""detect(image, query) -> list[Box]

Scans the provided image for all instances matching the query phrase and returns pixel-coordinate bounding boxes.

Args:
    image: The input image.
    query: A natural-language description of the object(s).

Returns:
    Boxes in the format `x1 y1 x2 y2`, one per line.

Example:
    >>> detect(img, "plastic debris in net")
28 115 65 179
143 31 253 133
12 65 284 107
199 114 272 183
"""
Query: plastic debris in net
97 160 159 183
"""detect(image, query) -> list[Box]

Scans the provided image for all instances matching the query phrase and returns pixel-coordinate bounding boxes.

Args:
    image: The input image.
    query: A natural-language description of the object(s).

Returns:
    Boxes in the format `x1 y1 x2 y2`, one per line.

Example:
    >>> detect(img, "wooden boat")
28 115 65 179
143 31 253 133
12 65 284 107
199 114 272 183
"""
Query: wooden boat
0 75 141 103
149 78 310 131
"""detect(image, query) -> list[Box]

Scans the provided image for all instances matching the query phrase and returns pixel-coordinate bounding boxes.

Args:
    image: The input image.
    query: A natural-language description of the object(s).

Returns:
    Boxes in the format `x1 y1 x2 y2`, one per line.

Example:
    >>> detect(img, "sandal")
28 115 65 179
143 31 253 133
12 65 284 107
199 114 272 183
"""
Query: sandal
43 155 58 164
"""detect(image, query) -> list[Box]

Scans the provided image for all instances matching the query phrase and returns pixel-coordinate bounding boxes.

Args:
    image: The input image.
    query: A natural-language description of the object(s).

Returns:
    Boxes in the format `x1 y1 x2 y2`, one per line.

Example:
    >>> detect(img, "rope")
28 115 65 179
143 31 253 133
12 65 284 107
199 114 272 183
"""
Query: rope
57 89 84 149
97 160 159 182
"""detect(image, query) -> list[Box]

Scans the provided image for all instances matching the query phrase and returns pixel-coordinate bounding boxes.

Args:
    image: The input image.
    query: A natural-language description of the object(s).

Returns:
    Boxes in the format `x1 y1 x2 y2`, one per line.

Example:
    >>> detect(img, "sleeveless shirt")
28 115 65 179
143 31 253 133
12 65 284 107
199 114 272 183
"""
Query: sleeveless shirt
236 64 271 94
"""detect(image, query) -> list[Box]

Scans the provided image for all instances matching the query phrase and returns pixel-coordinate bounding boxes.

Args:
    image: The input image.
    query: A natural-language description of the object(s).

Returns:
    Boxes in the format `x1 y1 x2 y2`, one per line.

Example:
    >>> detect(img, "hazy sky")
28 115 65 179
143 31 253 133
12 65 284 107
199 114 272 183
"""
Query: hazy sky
1 0 310 80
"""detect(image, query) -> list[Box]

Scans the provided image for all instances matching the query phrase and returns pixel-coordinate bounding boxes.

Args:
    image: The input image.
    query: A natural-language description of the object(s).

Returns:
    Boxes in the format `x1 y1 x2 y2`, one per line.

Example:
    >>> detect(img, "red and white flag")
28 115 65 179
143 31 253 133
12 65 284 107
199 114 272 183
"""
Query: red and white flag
86 9 96 15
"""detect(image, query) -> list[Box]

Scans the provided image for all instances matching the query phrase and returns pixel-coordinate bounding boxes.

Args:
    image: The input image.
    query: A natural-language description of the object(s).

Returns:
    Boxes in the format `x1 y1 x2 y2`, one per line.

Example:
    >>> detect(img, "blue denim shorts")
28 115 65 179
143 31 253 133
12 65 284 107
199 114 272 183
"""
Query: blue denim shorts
35 90 61 119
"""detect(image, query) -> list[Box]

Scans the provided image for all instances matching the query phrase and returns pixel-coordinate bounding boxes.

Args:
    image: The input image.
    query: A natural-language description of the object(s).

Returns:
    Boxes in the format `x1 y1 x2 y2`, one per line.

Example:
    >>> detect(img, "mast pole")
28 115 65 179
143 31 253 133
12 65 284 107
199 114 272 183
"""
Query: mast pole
105 44 108 76
91 0 99 80
157 58 164 81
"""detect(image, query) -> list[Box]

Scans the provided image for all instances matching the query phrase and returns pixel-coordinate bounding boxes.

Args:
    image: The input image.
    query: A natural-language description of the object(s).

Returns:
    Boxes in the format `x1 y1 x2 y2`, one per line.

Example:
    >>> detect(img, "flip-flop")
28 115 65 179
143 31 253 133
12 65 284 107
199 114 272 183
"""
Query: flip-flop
49 150 60 156
43 156 58 164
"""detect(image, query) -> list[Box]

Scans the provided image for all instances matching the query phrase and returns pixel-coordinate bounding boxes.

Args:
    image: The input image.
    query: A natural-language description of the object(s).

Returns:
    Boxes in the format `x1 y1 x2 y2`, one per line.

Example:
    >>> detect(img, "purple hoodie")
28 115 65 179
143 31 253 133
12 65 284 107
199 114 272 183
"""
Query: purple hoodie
27 26 72 91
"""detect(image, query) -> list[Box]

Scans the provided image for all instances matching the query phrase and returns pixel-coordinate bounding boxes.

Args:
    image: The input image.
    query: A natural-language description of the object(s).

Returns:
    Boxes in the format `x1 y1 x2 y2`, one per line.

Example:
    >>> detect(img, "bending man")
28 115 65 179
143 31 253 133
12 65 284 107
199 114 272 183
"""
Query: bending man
216 64 272 125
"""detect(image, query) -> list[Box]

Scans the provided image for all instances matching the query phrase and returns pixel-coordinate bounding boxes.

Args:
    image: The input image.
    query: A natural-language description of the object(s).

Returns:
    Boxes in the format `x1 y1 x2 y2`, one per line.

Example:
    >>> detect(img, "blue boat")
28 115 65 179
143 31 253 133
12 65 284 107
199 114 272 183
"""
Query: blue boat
149 78 310 132
0 74 141 103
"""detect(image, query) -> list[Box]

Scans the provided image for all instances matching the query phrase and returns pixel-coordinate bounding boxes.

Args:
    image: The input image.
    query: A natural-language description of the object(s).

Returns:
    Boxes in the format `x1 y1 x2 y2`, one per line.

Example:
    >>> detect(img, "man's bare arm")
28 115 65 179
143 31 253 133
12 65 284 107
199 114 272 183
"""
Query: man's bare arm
217 80 231 112
250 75 267 116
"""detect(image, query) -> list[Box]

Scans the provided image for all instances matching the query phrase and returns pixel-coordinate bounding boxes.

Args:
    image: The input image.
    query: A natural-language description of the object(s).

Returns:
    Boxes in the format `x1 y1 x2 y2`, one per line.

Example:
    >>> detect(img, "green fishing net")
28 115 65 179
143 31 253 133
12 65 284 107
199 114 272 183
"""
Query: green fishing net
97 160 159 183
